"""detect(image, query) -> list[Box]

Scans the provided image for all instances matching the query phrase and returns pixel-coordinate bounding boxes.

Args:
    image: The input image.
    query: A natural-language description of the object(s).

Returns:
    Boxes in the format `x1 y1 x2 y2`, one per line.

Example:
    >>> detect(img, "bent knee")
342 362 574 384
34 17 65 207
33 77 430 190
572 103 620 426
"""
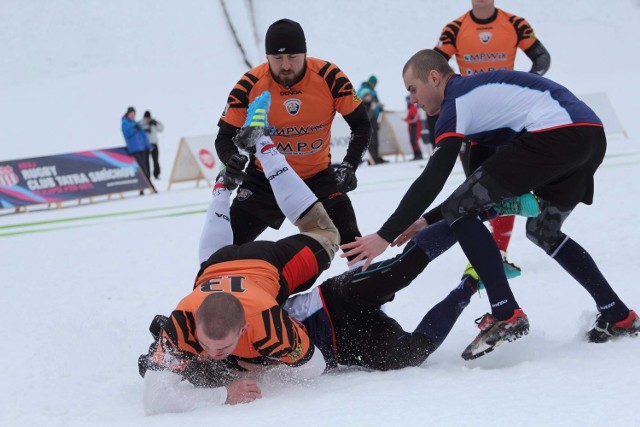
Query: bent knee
295 202 340 260
526 217 564 254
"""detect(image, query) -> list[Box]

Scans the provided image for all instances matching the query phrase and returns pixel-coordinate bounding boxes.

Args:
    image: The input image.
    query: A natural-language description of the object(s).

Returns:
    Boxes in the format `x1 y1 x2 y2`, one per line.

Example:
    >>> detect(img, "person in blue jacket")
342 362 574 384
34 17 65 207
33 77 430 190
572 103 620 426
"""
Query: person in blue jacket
121 106 155 193
357 75 387 164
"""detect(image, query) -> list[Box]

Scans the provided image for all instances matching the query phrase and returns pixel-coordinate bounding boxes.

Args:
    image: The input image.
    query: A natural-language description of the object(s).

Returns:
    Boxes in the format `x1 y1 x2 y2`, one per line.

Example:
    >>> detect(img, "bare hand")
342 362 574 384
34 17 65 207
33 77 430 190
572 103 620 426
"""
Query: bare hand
225 379 262 405
340 234 389 271
391 217 428 247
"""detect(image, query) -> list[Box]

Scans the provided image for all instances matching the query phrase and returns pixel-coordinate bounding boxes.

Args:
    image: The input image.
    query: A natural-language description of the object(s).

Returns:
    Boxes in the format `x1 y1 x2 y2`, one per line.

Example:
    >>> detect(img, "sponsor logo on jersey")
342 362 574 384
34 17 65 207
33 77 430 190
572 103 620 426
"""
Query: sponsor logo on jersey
284 98 302 116
273 123 324 137
275 138 324 156
237 188 253 201
463 52 507 63
352 88 361 102
222 103 230 118
287 345 303 360
280 90 302 96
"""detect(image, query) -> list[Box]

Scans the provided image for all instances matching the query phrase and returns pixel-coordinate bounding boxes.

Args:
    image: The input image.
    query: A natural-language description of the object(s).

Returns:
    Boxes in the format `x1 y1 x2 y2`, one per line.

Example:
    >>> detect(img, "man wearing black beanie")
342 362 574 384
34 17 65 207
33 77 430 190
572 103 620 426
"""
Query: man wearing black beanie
215 18 372 267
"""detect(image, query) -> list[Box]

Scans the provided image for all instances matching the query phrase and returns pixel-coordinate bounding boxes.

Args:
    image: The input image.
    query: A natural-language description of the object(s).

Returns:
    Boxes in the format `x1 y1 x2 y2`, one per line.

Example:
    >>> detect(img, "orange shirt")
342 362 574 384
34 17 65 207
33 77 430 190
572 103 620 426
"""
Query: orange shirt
435 8 538 76
152 259 313 372
219 58 362 179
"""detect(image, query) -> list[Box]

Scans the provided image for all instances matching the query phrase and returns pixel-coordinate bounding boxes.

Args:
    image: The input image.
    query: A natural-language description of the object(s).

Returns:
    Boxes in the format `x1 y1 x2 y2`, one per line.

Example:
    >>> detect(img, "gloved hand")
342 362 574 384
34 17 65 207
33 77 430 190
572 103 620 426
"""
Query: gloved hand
222 154 249 190
334 161 358 193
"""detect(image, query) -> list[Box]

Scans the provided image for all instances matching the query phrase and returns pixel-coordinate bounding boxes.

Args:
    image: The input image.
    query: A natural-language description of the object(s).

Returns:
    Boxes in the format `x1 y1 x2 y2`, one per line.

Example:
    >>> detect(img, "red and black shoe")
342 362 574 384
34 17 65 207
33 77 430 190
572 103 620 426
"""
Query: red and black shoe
462 309 529 360
588 310 640 343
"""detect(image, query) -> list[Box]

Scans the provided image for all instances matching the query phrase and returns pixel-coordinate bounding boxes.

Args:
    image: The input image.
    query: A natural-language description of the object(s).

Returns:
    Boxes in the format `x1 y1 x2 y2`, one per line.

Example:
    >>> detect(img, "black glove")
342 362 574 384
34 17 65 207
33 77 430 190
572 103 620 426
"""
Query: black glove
334 161 358 193
222 154 248 190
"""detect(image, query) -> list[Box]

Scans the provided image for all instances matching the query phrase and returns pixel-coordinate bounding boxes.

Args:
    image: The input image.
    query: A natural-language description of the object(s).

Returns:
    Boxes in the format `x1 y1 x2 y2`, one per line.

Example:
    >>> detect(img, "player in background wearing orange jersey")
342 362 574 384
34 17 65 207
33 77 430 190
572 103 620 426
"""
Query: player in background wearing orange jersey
140 92 340 414
215 19 371 265
430 0 551 276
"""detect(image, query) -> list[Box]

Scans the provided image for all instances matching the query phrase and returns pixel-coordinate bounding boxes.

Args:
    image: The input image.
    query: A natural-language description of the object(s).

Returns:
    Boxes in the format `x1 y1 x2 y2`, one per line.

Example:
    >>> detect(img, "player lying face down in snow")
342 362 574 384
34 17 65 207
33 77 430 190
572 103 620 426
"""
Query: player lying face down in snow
137 91 544 414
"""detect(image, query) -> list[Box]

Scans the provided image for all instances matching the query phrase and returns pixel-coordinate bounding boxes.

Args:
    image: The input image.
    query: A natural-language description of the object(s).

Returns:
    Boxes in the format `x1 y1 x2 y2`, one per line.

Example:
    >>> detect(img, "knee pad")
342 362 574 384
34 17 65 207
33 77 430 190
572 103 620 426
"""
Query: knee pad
525 216 565 255
294 202 340 260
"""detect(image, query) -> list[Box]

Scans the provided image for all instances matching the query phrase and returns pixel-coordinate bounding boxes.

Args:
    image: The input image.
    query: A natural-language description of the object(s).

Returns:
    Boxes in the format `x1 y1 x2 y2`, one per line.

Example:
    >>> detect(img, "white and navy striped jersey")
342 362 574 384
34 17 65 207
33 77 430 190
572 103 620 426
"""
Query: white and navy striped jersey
436 71 602 147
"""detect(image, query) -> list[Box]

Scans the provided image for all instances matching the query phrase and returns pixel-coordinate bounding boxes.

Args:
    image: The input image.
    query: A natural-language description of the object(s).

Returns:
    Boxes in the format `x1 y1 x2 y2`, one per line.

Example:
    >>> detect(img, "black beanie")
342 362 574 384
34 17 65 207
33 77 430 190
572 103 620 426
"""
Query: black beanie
126 106 136 115
143 111 151 118
265 19 306 55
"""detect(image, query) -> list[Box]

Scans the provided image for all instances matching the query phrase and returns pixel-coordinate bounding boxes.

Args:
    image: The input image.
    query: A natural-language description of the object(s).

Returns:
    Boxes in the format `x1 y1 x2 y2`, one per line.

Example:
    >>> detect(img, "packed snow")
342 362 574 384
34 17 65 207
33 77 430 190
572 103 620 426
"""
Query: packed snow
2 1 639 425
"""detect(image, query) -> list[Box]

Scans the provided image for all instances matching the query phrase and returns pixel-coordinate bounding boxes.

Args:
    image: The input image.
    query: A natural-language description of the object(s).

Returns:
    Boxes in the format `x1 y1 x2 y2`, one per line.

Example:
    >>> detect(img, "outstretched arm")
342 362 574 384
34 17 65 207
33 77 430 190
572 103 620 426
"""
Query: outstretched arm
341 137 462 269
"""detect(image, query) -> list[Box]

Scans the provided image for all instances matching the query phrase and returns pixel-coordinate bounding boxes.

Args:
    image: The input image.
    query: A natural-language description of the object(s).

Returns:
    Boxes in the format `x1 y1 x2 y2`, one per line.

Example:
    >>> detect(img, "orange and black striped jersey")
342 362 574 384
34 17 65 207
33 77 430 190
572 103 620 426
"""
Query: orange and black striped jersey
217 58 367 179
150 259 314 373
435 8 538 76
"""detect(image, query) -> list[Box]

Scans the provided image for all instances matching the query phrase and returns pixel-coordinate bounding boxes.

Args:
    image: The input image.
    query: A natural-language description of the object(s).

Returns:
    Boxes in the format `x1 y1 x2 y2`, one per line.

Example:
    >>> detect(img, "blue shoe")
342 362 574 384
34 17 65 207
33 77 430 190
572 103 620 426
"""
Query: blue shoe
494 193 540 217
243 91 270 127
233 91 272 153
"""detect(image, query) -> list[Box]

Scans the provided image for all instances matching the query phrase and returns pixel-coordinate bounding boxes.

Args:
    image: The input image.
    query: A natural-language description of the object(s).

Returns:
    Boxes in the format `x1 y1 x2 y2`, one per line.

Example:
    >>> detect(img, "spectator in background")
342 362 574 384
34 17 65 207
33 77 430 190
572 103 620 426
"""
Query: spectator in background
121 106 155 194
357 75 387 165
428 0 552 274
141 111 164 179
403 95 423 161
418 108 433 156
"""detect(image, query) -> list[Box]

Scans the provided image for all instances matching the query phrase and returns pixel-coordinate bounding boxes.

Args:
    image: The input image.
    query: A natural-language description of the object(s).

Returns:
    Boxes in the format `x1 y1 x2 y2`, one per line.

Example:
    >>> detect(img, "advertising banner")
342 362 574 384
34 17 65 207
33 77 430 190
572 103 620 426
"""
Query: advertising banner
0 148 151 209
167 136 220 189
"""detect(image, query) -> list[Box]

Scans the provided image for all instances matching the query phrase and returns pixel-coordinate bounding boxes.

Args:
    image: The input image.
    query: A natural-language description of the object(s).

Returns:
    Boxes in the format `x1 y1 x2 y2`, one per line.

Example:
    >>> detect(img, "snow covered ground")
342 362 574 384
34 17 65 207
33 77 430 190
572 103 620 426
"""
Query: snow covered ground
2 1 639 426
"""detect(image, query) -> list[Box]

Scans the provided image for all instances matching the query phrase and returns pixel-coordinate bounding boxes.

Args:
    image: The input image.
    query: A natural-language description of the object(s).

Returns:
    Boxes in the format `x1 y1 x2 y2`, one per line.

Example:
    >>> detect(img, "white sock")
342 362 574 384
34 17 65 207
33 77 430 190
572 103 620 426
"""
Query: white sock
198 182 233 264
253 135 317 223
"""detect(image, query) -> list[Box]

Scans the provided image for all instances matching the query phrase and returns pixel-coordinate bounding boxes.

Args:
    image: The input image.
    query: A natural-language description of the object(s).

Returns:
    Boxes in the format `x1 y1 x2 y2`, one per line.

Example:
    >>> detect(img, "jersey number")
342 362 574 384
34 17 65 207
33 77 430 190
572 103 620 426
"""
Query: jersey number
200 276 246 293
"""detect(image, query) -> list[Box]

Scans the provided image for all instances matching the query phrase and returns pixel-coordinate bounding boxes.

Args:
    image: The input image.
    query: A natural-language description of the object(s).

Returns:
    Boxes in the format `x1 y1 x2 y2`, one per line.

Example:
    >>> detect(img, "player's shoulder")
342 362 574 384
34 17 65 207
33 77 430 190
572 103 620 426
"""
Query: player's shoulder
446 12 470 29
306 57 343 78
238 62 271 87
498 8 532 28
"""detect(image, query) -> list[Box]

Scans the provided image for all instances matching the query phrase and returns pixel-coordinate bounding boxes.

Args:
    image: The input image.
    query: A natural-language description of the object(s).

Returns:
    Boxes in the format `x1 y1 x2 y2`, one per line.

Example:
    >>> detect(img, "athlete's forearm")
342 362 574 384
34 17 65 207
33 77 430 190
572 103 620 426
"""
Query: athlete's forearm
342 103 372 166
377 138 461 242
525 40 551 76
215 121 241 164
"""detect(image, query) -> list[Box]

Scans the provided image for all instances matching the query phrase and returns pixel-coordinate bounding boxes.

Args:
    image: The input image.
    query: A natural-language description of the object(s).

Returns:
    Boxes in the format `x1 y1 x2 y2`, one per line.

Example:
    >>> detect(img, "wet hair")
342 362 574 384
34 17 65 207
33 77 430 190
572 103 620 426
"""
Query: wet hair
403 49 454 82
196 293 245 340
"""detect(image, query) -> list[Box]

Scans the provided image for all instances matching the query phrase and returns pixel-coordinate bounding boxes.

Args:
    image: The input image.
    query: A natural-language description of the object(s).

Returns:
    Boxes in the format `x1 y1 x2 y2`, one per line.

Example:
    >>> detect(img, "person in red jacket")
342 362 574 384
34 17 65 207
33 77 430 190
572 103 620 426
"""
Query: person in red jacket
403 95 424 161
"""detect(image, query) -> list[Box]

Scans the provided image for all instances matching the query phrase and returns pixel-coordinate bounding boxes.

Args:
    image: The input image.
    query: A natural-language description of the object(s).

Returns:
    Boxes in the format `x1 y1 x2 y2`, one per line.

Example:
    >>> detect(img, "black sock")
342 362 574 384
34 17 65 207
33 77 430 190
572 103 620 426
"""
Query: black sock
552 237 629 322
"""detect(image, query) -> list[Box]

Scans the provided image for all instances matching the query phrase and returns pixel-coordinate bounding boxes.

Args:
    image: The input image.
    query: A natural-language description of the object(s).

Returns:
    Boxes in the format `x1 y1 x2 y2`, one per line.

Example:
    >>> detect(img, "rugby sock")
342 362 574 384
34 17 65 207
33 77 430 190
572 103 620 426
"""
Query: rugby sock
253 135 317 223
551 236 629 322
450 215 519 320
198 181 233 264
490 215 515 253
414 275 478 351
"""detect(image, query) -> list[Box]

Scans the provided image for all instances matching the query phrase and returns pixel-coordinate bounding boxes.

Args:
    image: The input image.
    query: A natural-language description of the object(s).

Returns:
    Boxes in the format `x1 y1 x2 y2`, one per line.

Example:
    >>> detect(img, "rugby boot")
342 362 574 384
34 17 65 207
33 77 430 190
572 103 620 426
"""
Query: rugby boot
588 310 640 343
233 90 273 153
463 258 521 291
500 250 522 279
461 309 529 360
494 193 540 218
